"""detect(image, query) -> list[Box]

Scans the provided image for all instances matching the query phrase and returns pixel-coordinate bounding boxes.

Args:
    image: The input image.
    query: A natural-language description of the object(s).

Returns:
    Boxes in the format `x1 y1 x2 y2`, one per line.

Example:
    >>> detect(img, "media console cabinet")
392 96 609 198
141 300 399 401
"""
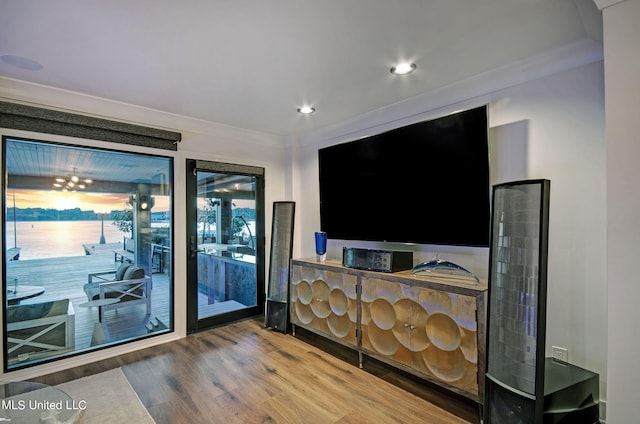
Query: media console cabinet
289 257 488 402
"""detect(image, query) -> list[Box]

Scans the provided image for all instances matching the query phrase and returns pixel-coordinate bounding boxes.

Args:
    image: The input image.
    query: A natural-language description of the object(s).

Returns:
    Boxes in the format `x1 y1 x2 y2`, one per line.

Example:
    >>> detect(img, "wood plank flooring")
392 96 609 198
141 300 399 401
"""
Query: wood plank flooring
32 317 480 424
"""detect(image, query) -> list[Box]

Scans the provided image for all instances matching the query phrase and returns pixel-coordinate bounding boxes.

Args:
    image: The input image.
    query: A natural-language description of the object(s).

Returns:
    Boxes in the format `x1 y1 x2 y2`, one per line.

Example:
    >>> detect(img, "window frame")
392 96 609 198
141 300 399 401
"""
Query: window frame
2 134 176 372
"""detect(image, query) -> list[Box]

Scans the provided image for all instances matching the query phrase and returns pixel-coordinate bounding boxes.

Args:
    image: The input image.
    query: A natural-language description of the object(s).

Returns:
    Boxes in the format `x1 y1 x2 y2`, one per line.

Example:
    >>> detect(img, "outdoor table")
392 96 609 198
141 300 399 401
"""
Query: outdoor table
6 285 45 305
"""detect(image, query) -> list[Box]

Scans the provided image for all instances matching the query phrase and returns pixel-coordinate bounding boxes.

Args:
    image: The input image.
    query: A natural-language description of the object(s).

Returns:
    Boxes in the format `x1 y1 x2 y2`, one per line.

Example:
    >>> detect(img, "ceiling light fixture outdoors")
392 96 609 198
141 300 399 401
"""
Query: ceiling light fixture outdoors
297 106 316 115
390 62 416 75
53 167 93 192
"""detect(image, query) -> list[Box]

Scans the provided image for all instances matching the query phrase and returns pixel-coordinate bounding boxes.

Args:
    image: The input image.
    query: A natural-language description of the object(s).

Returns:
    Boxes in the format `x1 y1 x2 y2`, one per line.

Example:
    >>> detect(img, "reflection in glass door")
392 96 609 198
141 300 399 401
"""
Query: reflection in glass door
186 159 264 332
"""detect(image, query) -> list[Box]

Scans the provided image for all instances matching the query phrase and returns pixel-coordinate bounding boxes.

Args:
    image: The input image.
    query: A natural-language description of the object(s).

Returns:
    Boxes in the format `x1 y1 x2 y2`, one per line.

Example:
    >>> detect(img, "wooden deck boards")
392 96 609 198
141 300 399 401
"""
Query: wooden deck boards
5 253 171 351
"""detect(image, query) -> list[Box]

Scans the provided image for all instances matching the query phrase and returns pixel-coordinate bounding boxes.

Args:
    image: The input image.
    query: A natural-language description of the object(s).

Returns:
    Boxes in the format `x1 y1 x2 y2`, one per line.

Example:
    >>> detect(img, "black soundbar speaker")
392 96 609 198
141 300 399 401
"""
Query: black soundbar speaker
342 247 413 273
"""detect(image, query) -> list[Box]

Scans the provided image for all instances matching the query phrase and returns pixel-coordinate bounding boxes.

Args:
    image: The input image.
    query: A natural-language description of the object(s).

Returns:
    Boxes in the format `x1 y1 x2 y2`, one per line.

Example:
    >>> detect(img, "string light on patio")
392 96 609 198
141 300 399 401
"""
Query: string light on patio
53 167 93 191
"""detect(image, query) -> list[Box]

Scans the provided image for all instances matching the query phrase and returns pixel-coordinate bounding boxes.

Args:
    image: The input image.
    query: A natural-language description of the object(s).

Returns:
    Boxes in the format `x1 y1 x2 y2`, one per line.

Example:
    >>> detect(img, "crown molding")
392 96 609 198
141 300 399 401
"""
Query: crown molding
593 0 628 10
293 38 603 147
0 76 285 149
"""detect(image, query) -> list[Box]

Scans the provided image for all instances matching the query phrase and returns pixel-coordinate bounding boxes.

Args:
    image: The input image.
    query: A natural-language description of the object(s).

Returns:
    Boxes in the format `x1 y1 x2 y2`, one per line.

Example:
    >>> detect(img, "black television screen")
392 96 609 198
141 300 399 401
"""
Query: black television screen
318 105 490 247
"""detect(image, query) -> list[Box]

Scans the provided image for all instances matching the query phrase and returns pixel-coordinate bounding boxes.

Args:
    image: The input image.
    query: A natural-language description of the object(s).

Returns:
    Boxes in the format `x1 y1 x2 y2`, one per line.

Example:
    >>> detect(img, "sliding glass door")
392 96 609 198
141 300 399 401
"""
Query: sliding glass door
186 159 264 332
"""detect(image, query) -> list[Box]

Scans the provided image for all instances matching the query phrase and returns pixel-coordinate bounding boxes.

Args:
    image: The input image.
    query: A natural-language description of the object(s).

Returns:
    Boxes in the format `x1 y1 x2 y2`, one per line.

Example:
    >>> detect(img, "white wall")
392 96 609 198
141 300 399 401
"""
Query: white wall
597 0 640 422
489 63 607 399
289 60 607 404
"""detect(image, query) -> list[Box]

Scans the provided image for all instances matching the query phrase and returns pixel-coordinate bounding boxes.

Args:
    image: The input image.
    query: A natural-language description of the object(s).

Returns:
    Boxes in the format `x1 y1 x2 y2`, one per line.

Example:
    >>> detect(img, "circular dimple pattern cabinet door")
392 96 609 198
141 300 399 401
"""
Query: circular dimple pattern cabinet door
290 265 357 347
360 277 479 397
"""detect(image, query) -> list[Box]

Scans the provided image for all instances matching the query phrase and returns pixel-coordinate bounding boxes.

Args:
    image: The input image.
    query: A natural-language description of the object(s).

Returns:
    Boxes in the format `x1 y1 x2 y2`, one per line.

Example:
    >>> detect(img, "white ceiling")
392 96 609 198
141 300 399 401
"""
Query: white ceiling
0 0 603 138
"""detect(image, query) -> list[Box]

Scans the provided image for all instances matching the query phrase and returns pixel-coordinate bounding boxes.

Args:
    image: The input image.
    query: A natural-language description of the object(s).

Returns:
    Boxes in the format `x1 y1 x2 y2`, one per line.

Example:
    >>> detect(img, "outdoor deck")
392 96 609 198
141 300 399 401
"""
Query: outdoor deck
5 247 171 354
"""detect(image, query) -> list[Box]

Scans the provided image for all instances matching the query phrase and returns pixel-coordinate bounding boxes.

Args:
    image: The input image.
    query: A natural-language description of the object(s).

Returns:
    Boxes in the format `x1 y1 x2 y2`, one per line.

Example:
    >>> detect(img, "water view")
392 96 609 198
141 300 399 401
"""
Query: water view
6 220 129 260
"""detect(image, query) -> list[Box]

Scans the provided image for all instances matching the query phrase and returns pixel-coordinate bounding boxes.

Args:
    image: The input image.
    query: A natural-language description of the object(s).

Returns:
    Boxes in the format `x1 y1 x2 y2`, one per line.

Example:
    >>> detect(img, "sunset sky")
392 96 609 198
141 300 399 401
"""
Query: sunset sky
9 190 170 212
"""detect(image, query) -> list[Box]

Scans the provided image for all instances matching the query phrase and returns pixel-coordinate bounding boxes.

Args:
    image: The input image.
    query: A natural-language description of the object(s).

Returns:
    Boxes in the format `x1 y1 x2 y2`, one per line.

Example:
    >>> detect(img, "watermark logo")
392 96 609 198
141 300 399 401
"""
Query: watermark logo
1 398 88 422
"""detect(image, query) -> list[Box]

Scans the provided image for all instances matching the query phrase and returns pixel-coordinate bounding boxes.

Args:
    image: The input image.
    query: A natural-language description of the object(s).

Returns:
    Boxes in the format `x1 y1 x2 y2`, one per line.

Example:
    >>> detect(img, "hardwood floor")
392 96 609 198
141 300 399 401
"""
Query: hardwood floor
32 317 480 424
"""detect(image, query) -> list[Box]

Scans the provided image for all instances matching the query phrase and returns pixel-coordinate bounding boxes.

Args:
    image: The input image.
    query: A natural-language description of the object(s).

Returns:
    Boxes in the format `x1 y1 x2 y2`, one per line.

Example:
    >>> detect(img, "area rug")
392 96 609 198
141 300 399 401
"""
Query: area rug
56 368 155 424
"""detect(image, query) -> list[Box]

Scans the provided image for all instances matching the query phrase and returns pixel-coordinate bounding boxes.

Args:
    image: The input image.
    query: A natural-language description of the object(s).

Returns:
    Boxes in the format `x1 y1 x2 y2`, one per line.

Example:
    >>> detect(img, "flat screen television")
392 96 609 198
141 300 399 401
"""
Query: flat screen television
318 105 490 247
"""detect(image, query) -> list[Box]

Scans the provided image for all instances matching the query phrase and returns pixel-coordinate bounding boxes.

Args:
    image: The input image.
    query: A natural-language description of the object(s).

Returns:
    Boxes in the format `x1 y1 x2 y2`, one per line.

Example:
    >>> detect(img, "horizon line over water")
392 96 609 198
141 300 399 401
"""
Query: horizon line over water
5 220 130 260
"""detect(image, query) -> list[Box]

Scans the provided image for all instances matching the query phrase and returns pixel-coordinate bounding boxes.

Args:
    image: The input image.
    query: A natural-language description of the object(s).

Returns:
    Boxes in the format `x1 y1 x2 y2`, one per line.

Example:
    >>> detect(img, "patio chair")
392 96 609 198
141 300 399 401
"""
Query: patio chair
6 299 75 364
83 263 152 321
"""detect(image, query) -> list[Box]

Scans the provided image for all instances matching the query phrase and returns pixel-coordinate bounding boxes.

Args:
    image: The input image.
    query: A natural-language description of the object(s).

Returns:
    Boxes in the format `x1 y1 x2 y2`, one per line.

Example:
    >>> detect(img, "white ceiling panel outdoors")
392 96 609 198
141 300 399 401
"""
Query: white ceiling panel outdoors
0 0 603 138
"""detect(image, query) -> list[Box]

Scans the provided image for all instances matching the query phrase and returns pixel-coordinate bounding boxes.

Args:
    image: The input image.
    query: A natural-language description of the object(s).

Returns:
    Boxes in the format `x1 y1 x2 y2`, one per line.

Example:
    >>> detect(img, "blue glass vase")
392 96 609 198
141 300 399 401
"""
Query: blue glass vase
314 231 327 262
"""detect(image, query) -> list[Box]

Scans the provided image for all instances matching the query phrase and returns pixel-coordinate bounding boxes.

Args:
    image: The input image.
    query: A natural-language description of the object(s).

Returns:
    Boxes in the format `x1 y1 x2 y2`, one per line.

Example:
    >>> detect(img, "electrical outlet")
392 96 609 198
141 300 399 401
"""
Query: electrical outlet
552 346 568 362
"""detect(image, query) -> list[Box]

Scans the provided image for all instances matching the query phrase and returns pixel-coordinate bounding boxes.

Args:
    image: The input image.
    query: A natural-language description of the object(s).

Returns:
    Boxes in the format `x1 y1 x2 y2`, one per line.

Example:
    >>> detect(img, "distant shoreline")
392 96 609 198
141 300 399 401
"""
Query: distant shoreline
7 207 169 222
7 219 169 224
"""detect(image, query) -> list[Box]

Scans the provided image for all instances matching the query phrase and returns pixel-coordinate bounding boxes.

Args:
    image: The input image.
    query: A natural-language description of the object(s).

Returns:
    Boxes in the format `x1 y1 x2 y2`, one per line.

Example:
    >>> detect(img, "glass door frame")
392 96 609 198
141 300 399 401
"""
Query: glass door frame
185 158 265 333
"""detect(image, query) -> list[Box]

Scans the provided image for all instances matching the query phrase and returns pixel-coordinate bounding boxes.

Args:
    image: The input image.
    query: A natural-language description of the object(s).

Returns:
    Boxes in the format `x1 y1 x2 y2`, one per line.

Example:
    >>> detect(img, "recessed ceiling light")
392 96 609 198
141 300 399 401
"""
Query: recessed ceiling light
1 54 43 71
390 62 416 75
297 106 316 114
